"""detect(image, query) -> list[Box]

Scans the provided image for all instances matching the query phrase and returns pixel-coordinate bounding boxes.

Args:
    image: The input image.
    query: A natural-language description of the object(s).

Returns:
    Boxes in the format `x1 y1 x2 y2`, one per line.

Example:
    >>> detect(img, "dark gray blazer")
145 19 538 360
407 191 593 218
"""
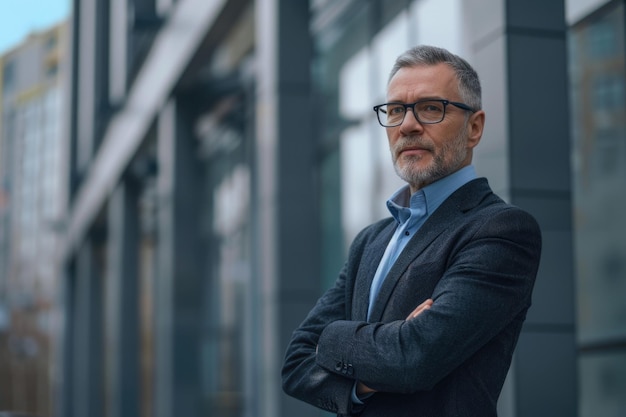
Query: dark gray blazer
282 178 542 416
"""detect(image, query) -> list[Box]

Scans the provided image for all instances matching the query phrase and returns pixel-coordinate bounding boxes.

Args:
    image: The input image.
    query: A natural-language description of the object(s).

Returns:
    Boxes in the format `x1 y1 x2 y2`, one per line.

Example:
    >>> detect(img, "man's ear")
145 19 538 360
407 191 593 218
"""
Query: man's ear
466 110 485 149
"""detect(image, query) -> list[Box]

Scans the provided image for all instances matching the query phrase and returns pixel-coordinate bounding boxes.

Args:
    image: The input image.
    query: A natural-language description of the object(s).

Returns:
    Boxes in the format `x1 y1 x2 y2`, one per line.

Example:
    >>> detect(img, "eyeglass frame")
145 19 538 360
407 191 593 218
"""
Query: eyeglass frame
372 99 476 127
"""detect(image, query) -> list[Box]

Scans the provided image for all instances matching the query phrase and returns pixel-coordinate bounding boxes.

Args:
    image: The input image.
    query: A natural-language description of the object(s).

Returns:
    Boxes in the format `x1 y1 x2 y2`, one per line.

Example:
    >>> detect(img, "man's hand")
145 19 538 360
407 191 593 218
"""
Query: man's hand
356 298 434 396
406 298 433 320
356 381 376 397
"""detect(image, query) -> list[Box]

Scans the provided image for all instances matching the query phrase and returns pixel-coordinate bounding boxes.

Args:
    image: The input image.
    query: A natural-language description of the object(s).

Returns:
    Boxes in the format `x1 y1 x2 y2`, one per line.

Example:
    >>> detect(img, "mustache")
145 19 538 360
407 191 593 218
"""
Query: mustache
393 135 434 153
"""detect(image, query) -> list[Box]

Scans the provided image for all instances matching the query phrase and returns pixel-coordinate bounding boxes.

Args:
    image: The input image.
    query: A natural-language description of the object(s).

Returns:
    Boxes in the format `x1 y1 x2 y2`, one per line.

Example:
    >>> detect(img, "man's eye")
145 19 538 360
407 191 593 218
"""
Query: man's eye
418 103 443 113
388 106 405 115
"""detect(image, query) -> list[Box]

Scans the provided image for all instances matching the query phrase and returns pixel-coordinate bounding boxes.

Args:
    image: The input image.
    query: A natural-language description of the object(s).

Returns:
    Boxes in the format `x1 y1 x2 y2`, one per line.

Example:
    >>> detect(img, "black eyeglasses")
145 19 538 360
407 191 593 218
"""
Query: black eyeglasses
373 99 476 127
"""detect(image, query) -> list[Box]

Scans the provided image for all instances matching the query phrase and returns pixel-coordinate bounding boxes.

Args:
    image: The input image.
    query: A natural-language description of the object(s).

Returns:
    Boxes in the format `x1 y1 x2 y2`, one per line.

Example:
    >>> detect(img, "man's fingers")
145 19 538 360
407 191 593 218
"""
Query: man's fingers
357 381 376 396
406 298 433 320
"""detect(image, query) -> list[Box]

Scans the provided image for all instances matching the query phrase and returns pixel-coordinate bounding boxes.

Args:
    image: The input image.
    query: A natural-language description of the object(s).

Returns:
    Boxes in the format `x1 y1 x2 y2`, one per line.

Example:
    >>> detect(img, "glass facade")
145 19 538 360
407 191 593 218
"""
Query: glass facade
195 83 255 416
569 1 626 415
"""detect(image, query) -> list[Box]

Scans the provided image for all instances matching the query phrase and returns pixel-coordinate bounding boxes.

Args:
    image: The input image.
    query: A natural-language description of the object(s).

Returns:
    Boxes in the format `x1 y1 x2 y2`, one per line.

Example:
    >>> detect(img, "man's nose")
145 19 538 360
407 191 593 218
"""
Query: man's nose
399 108 424 134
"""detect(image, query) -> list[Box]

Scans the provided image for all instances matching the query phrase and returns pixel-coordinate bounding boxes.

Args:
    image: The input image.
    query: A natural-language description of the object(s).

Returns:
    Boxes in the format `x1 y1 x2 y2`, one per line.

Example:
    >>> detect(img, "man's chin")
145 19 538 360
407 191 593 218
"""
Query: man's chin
395 166 434 185
396 160 431 176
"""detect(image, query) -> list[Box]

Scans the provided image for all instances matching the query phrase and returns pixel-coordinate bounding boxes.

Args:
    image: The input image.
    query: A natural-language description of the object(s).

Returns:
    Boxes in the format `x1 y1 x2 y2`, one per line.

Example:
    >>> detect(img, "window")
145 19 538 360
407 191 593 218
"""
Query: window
2 59 16 93
569 1 626 415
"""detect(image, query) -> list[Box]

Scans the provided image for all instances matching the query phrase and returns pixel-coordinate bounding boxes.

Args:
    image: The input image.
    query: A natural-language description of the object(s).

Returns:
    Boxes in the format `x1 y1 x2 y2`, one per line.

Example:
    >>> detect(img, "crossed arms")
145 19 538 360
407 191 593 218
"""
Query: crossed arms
281 207 541 415
356 298 433 396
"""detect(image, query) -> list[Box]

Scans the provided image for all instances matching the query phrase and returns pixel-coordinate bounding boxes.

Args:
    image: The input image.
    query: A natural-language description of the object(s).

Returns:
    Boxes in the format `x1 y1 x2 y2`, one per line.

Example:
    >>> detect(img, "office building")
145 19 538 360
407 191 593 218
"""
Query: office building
58 0 624 416
0 21 69 416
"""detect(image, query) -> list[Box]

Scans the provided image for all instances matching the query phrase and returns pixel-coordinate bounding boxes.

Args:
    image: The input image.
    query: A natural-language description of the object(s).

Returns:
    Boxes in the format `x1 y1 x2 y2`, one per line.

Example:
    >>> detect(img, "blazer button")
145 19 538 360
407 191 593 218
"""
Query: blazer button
347 364 354 376
342 363 349 374
335 361 343 371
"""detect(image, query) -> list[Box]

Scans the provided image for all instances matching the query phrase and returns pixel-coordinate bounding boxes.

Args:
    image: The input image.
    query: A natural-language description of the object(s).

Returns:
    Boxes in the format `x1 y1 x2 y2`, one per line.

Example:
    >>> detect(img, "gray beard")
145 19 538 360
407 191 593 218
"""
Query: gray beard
393 130 468 190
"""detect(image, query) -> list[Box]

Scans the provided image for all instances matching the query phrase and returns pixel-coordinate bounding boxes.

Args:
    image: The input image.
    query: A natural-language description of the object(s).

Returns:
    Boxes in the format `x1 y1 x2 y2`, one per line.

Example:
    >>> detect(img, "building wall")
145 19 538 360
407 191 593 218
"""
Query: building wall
61 1 262 417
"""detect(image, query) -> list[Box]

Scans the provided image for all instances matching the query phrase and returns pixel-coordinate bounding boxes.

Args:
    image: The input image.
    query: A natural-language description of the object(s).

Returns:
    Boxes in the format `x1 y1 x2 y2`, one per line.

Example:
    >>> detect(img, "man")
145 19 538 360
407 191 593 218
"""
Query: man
282 45 542 417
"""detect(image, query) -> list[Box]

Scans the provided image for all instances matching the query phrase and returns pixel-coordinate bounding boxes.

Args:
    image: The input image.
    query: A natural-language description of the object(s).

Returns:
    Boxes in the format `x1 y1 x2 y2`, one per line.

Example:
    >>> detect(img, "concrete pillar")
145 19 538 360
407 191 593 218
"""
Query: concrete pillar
154 98 205 417
255 1 320 416
105 179 140 417
58 265 75 417
72 239 104 417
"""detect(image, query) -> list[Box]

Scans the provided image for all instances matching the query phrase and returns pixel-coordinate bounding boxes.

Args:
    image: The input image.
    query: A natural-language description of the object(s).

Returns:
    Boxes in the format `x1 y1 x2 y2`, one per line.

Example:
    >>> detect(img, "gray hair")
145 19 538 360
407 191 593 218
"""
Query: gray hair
389 45 482 110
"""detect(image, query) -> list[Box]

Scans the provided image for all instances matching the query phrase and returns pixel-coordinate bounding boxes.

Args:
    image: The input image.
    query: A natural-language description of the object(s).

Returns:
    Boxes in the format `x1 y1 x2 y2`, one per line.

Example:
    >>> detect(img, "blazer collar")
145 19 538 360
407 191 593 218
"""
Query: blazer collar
367 178 493 322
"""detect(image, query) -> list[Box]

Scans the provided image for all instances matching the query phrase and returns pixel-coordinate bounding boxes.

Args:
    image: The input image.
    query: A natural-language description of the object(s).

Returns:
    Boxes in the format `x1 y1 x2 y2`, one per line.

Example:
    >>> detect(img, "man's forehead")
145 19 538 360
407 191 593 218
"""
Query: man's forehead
387 64 458 98
389 63 455 82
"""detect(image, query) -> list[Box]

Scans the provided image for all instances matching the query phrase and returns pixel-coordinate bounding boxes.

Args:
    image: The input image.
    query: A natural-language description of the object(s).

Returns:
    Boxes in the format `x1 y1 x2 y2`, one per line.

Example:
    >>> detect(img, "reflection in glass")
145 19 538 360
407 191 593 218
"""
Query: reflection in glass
569 2 626 415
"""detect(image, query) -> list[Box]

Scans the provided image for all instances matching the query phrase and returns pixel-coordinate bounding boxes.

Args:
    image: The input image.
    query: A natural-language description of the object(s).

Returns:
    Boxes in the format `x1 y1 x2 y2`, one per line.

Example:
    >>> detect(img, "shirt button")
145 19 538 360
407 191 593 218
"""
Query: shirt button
405 231 410 236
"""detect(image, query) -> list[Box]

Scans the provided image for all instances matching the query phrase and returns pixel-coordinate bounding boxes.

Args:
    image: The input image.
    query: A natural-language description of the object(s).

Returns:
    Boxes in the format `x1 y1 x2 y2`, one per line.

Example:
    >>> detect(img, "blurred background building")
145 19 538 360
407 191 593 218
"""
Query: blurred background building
0 0 624 416
0 21 69 416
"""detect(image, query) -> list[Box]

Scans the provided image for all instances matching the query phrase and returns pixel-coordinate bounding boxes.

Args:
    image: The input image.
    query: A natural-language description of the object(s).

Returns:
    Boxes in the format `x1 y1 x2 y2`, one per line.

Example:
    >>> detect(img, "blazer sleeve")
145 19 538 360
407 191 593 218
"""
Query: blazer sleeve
315 207 542 394
281 259 361 414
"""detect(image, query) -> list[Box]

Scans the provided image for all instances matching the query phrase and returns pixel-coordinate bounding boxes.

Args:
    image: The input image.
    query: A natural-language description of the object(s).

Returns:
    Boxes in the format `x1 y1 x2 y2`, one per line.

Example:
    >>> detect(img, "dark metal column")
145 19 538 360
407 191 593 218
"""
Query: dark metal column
465 1 576 416
154 99 204 417
72 239 104 417
504 1 576 416
106 179 140 417
255 1 320 416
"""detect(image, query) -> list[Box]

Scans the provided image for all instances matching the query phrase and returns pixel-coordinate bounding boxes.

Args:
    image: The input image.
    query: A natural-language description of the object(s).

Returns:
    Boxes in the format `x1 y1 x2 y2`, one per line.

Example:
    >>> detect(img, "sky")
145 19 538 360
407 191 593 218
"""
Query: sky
0 0 70 55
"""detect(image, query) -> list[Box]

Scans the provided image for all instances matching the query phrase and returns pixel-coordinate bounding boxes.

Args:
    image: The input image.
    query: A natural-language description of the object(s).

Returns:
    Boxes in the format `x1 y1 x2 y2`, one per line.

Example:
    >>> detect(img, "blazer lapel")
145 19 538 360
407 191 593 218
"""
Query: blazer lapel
367 178 492 322
352 221 396 321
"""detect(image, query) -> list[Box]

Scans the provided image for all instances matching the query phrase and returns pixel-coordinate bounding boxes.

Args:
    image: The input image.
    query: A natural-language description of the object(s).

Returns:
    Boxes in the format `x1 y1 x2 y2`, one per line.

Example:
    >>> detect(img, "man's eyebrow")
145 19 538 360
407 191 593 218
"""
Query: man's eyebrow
385 96 445 103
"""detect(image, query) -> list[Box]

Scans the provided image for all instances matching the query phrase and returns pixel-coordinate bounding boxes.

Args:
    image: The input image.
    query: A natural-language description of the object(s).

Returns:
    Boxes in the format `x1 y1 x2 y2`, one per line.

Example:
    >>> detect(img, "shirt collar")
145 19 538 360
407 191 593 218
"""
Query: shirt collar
386 165 477 224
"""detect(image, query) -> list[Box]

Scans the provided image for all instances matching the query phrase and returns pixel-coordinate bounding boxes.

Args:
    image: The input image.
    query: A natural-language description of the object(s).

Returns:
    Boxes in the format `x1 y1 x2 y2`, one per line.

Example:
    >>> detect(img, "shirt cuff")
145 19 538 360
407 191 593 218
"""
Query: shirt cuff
351 382 364 404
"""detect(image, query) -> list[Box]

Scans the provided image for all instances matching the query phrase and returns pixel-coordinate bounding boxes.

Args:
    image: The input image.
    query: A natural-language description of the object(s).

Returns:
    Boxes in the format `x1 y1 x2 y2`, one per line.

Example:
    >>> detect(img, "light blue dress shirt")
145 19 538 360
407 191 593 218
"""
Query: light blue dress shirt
366 165 477 320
